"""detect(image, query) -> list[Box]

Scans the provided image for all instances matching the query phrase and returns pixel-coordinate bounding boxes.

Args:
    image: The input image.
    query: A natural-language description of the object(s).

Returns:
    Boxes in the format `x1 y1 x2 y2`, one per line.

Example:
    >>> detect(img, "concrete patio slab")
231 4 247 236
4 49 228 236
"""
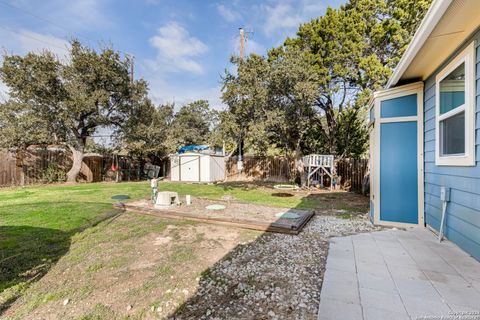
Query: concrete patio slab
317 228 480 320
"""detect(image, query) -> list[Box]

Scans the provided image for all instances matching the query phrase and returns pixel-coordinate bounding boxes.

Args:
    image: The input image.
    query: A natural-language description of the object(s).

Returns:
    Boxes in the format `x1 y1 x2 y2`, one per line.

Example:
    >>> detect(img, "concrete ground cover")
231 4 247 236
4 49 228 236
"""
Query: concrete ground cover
318 228 480 320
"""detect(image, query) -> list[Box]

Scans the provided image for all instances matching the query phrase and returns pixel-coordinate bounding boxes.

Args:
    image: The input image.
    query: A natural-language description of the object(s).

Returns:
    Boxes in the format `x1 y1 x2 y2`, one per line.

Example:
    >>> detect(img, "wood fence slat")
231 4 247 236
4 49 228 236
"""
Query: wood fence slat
335 158 369 193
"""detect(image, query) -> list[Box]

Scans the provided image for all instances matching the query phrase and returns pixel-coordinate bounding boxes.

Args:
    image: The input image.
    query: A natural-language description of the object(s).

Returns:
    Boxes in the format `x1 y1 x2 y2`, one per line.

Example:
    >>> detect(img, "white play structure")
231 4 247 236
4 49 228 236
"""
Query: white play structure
303 154 335 190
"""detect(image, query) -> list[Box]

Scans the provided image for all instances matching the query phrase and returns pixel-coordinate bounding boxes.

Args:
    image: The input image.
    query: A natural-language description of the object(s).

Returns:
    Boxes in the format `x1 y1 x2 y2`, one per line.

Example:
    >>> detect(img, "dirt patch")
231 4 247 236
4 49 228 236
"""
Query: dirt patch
154 235 173 246
122 198 314 234
3 213 255 320
129 198 309 224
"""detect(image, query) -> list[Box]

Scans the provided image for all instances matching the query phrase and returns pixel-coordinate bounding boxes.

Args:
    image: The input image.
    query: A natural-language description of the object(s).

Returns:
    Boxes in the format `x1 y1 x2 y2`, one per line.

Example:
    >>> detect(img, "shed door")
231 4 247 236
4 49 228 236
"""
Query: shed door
378 92 421 224
180 155 200 182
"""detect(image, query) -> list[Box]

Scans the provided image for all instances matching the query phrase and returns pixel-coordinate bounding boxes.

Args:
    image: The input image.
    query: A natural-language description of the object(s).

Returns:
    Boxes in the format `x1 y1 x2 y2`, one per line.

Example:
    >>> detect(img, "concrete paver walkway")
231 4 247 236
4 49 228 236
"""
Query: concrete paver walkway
317 228 480 320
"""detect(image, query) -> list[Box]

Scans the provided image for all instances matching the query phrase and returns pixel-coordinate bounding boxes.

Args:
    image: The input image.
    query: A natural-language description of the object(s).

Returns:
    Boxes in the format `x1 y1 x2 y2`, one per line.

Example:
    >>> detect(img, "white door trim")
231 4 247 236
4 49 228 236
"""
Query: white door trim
371 82 424 227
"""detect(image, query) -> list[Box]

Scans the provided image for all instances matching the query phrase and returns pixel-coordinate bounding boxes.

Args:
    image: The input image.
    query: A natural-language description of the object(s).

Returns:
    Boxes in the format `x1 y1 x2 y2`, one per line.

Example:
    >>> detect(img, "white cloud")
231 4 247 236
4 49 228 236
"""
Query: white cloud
17 30 70 56
245 38 265 55
0 28 70 57
303 1 325 14
147 22 208 75
231 37 266 57
261 0 325 36
63 0 108 29
147 75 224 111
263 3 301 35
141 23 218 112
217 4 241 22
0 28 70 101
8 0 110 31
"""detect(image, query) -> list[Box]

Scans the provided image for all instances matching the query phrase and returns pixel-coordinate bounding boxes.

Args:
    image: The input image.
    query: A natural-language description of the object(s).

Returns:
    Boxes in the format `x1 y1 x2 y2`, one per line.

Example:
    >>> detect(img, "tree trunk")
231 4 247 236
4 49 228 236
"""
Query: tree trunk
317 98 338 155
294 145 306 187
66 141 85 184
15 148 26 187
325 107 337 154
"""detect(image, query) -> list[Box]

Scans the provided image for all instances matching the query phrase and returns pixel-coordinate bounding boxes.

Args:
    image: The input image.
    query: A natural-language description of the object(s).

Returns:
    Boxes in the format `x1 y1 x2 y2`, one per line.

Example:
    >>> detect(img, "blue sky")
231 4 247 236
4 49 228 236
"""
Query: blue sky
0 0 344 109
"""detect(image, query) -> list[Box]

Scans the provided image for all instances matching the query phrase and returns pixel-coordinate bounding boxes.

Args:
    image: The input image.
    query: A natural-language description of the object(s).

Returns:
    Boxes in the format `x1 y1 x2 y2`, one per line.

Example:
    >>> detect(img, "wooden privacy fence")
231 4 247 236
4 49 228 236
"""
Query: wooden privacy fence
0 149 162 187
0 149 70 186
225 156 369 193
225 156 296 182
0 149 369 193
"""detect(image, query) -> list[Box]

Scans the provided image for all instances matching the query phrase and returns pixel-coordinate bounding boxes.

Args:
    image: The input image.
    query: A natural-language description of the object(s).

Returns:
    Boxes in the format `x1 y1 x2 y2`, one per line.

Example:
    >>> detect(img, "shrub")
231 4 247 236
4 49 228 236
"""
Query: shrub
43 163 66 183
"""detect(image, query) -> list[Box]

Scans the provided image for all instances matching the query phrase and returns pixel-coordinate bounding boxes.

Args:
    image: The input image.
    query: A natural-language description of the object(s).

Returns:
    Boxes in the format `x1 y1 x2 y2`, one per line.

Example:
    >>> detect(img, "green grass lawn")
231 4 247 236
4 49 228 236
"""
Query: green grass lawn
0 181 368 318
0 182 153 313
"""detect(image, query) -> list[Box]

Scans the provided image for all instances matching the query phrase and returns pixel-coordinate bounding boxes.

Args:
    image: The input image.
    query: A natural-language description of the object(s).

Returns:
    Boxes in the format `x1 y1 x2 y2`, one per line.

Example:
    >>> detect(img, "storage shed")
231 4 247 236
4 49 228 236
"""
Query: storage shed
170 152 225 183
370 0 480 261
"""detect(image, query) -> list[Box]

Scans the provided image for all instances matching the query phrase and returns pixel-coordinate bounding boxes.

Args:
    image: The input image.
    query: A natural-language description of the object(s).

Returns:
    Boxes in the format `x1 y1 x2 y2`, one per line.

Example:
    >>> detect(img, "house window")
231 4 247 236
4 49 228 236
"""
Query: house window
435 42 476 166
439 62 465 156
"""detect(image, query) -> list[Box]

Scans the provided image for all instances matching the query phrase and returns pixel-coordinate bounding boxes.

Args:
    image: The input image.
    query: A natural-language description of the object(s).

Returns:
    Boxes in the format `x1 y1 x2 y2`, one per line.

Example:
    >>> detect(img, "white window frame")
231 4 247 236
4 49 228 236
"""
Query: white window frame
435 42 476 166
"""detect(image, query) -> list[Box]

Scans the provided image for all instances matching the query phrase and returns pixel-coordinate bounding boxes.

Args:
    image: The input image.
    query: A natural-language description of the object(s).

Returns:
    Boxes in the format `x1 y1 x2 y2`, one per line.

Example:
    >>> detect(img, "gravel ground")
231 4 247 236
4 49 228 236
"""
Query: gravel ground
169 214 380 320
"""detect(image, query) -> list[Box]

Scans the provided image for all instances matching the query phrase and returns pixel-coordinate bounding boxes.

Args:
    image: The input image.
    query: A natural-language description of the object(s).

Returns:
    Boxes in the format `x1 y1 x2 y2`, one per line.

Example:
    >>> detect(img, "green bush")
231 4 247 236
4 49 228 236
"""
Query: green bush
43 163 66 183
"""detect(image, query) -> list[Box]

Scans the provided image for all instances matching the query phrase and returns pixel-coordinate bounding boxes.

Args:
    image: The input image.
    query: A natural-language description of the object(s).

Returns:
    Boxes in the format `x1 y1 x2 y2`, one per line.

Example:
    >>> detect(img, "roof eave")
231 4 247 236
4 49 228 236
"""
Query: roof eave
386 0 453 88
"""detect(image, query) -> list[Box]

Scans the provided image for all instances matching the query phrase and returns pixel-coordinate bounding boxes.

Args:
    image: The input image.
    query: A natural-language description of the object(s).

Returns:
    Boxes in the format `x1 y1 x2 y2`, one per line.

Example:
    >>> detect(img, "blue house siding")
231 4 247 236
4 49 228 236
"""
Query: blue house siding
423 30 480 261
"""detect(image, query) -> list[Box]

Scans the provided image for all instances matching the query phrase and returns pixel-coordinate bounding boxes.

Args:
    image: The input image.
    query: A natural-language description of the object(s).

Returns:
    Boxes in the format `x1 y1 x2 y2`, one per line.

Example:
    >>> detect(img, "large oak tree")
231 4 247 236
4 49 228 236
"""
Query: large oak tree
280 0 432 155
219 0 432 184
0 40 147 183
222 48 319 184
118 99 215 158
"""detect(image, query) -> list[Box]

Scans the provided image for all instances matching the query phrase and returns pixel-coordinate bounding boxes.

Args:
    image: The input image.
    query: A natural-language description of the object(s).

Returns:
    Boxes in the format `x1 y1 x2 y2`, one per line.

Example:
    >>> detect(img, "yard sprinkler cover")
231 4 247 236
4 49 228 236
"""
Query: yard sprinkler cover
111 194 130 200
206 204 226 211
